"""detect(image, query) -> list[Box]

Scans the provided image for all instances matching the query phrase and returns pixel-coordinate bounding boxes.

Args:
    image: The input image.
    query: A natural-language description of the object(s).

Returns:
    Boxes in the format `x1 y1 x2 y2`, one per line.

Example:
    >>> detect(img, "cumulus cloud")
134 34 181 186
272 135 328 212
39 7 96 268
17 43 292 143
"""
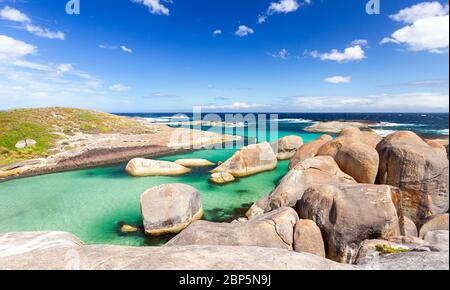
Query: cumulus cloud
286 92 449 112
109 84 130 92
381 2 449 53
235 25 254 37
311 43 366 63
0 6 65 40
131 0 171 16
213 29 222 36
0 35 36 61
272 48 289 59
259 0 311 23
324 76 352 84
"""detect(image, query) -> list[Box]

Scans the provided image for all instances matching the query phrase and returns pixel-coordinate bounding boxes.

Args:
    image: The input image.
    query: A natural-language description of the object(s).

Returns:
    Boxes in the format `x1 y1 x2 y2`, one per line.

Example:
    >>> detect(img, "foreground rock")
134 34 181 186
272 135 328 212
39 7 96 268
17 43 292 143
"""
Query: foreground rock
419 214 449 239
209 172 235 184
0 232 354 270
376 131 449 223
271 136 303 160
423 230 449 252
140 184 203 236
247 156 356 218
211 142 277 177
359 251 449 270
403 217 418 237
305 121 372 134
166 208 298 250
297 184 402 264
317 128 364 158
289 135 333 170
175 159 215 167
335 142 379 184
293 219 326 257
126 158 191 177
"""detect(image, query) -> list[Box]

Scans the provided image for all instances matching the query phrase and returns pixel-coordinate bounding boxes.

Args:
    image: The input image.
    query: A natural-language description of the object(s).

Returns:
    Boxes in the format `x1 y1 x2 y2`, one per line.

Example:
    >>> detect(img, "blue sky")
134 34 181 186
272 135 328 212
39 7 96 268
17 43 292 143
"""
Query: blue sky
0 0 448 112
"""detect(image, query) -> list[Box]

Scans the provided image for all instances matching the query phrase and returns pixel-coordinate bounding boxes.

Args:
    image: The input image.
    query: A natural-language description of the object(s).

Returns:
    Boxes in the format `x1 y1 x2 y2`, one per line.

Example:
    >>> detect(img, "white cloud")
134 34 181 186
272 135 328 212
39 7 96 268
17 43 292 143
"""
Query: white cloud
0 6 30 23
382 2 449 53
0 6 65 40
235 25 254 37
311 44 366 63
349 39 369 47
324 76 352 84
390 1 448 23
109 84 130 92
272 48 289 59
0 35 36 61
132 0 171 16
202 102 269 110
287 92 449 112
56 64 74 75
213 29 222 36
258 15 267 24
25 24 65 40
268 0 300 15
120 46 133 53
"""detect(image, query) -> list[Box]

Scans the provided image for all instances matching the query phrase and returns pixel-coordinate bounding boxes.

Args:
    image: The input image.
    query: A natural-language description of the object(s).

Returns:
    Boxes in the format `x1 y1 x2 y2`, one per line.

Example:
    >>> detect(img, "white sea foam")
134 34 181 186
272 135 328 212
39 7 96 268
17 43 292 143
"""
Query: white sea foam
434 129 449 135
371 122 423 128
372 129 397 137
272 118 314 124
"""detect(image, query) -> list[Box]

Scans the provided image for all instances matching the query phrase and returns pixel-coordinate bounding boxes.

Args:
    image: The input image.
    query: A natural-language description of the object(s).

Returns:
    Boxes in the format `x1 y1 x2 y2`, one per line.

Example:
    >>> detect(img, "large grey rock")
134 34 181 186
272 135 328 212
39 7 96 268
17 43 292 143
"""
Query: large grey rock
271 136 303 160
376 131 449 223
293 219 326 257
246 156 356 218
419 214 449 239
297 183 402 264
0 232 354 270
166 207 299 250
289 135 333 170
211 142 277 177
335 142 379 184
140 184 203 236
423 230 449 252
126 158 191 177
358 251 449 270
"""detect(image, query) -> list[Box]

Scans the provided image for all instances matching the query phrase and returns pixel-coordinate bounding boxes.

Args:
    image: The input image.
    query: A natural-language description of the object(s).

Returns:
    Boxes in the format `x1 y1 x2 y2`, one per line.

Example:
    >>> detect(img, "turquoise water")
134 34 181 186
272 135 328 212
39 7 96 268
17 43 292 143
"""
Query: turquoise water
0 126 323 246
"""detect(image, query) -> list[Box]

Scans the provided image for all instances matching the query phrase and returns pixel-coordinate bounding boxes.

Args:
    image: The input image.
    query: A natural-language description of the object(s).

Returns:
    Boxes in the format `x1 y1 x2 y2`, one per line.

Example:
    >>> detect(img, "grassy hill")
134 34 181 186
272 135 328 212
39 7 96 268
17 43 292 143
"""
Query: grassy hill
0 107 153 166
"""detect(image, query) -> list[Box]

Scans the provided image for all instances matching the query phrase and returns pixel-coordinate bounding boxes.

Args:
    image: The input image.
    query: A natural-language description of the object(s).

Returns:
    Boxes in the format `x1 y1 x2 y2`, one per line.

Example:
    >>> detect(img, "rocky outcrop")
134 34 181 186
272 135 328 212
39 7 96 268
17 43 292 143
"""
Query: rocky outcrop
293 219 326 257
140 184 203 236
271 136 303 160
0 232 354 270
126 158 191 177
175 159 215 167
335 142 379 184
419 214 449 239
289 135 333 170
317 128 363 158
209 172 235 184
423 230 449 252
361 131 382 148
305 121 372 134
297 184 402 264
246 156 356 218
166 208 298 250
211 142 277 177
376 131 449 223
15 139 37 149
358 251 449 270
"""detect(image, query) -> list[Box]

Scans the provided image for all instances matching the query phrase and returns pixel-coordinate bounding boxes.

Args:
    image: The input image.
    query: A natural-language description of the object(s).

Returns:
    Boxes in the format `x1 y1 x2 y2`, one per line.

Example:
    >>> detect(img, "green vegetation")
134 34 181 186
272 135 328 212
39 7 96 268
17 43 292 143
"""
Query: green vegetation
376 244 410 255
0 107 154 165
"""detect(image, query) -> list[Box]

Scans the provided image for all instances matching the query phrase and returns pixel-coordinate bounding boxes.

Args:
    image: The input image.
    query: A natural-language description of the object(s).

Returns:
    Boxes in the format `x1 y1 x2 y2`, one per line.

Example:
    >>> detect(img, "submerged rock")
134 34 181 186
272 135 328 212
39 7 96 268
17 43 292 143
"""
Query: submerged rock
125 158 191 177
140 184 203 236
118 222 139 234
297 183 402 264
271 136 303 160
335 142 379 184
175 159 215 167
209 172 235 184
166 207 299 250
293 219 326 257
211 142 277 177
247 156 356 218
376 131 449 223
289 135 333 170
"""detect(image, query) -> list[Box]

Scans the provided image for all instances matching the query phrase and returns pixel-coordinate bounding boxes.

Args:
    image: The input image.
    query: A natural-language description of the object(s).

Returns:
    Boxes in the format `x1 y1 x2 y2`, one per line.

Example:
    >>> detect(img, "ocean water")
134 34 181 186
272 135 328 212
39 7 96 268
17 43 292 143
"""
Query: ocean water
0 113 448 246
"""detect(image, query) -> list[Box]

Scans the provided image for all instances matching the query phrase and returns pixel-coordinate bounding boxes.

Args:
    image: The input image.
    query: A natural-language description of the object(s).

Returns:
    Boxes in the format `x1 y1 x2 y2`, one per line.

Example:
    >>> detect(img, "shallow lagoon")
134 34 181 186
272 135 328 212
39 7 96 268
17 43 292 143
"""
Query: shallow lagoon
0 122 324 246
